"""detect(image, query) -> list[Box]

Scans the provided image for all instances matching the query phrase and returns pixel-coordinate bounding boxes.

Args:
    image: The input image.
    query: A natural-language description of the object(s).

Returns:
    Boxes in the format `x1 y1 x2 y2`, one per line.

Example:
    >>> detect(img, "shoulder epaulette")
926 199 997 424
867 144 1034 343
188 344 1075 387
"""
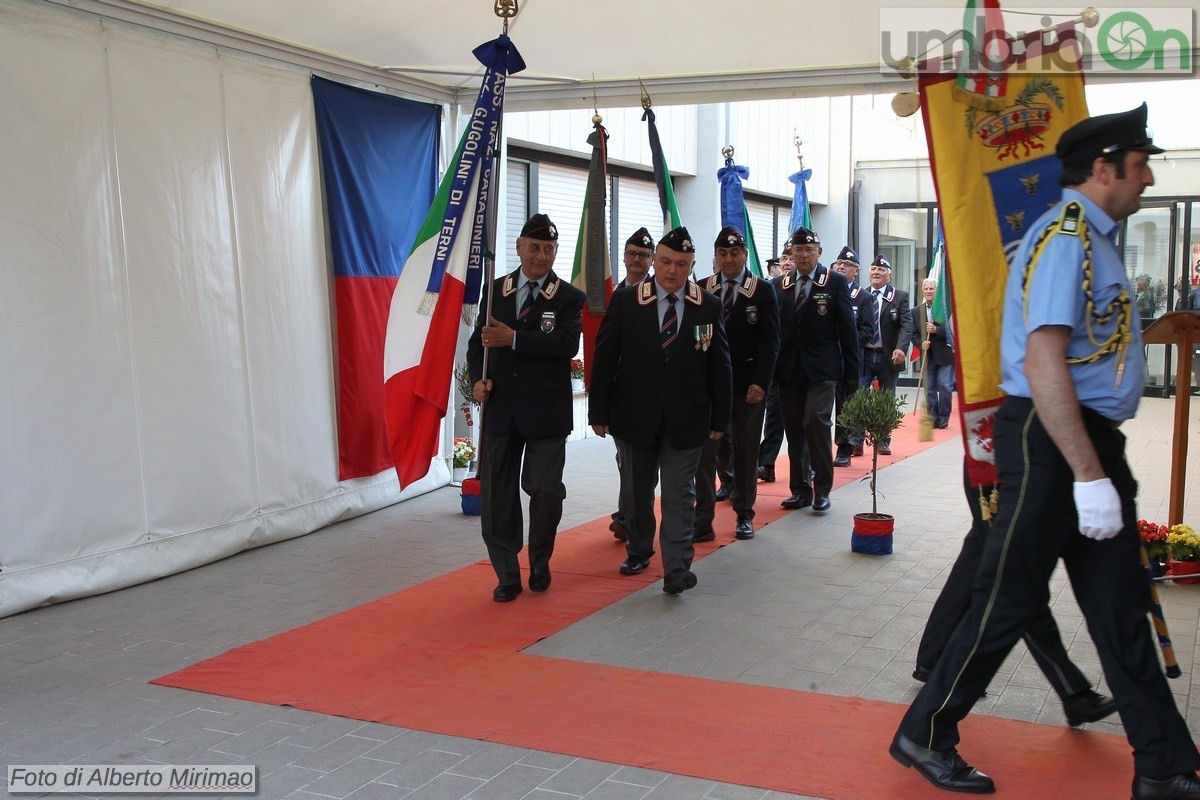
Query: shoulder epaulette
740 273 758 297
1058 201 1083 236
813 265 830 287
541 273 560 299
637 280 656 305
685 281 703 306
501 273 518 297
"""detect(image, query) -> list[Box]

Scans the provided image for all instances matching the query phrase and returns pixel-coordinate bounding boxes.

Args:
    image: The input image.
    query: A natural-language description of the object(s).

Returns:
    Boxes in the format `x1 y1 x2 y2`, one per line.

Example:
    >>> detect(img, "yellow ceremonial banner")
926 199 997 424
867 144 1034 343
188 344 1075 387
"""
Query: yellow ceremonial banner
919 32 1088 485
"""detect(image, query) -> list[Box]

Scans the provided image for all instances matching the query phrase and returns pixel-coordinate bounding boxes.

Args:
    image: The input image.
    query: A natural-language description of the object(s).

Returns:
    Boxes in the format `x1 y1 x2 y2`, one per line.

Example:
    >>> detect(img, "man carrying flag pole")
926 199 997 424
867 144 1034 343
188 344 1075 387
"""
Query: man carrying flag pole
382 32 523 489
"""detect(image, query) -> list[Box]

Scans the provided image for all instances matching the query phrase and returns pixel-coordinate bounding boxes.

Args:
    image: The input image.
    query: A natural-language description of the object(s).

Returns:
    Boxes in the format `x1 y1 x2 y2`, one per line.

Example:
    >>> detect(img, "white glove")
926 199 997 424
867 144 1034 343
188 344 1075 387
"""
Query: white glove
1073 478 1123 540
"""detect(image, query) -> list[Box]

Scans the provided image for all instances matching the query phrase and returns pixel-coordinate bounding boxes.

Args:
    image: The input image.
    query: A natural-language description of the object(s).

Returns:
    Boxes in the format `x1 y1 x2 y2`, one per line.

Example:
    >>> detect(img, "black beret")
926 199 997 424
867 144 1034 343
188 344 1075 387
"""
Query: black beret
714 226 746 249
790 226 820 246
1056 103 1164 168
659 226 695 254
520 213 558 241
835 246 859 265
625 227 654 249
871 254 892 270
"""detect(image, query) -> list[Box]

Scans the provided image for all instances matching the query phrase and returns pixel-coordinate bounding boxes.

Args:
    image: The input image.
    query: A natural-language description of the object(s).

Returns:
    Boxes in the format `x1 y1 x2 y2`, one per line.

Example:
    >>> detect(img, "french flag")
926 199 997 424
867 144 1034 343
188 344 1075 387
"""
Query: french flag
383 35 524 488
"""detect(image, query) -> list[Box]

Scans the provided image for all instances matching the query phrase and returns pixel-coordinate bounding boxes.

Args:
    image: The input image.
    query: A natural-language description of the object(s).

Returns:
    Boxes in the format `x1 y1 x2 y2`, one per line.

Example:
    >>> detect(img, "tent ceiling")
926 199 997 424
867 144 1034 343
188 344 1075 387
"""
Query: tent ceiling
72 0 941 109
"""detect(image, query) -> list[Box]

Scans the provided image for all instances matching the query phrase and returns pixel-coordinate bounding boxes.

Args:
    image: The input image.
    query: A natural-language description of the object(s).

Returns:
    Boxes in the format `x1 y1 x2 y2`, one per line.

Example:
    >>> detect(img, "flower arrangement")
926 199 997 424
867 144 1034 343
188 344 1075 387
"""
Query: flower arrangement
1139 519 1170 562
454 362 477 427
570 358 585 380
1167 523 1200 563
452 436 476 469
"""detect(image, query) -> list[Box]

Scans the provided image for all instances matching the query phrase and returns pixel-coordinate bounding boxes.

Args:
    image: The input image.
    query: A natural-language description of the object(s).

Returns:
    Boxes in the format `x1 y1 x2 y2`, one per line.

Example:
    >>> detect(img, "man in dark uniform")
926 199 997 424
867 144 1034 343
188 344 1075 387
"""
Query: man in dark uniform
830 246 875 467
853 255 912 456
589 227 732 595
915 277 955 428
758 248 793 483
892 105 1200 799
773 226 859 513
467 213 586 603
608 227 656 543
695 226 780 541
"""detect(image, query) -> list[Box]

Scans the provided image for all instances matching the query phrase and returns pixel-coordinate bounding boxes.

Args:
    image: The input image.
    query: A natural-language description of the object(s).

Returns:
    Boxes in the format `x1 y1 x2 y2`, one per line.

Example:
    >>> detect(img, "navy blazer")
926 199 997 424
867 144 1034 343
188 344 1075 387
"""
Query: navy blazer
702 271 780 393
848 283 877 356
467 270 585 439
589 278 732 450
864 284 914 374
772 265 860 385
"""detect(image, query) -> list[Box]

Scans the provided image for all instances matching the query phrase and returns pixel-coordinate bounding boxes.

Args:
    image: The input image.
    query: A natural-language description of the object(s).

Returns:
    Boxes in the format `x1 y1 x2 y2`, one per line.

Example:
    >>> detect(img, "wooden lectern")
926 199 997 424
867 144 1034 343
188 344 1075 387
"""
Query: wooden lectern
1141 310 1200 526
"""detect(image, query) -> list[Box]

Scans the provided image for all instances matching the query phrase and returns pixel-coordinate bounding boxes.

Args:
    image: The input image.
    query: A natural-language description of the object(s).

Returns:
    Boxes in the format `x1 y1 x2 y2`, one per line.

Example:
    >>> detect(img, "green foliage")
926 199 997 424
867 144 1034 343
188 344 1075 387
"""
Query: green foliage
454 362 475 413
836 388 906 515
837 387 906 448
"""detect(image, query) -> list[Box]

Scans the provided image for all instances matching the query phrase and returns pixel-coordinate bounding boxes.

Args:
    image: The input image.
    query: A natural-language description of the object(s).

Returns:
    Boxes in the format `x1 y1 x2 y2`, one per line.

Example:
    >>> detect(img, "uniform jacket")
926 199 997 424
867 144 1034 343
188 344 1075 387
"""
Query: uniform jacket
467 270 585 439
848 283 877 355
702 271 780 393
772 265 860 385
588 278 732 449
864 284 914 374
913 302 954 367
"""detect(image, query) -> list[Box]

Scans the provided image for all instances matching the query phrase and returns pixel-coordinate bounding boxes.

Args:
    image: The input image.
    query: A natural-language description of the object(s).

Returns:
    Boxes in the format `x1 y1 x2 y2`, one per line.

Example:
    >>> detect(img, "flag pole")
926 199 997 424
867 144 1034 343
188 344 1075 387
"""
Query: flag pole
479 0 518 386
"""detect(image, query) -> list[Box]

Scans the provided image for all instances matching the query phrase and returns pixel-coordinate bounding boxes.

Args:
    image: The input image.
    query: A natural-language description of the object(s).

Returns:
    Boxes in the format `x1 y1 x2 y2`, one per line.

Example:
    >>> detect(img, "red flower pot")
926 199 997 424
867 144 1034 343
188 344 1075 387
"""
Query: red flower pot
851 513 894 555
1169 560 1200 585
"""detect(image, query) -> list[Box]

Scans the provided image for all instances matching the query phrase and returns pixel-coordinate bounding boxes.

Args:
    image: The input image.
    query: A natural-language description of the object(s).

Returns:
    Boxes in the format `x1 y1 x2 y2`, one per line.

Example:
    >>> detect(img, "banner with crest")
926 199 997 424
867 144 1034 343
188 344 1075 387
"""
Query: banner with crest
918 10 1088 487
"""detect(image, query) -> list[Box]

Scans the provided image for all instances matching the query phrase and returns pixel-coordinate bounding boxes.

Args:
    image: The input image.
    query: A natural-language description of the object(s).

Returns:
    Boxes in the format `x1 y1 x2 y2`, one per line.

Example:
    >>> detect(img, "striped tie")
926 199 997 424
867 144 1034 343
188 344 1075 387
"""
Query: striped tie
794 274 811 312
660 293 678 350
518 280 537 321
871 289 883 347
723 279 736 322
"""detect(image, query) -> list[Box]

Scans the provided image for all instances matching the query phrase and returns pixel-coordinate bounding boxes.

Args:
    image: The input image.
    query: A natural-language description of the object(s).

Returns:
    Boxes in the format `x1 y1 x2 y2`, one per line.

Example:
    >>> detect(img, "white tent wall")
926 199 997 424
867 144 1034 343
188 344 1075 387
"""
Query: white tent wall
0 0 446 618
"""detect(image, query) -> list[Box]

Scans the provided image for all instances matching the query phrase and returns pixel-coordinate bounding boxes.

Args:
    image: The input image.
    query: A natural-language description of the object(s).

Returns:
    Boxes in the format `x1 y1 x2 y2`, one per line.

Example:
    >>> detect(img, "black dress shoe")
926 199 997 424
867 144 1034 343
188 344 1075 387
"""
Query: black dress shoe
812 496 831 512
715 486 731 501
889 733 995 794
609 519 629 541
663 568 698 595
781 495 813 509
913 665 932 683
757 465 775 483
833 454 852 468
619 557 652 576
1062 689 1116 727
734 518 755 540
493 583 522 602
529 568 551 593
852 444 864 457
878 444 892 456
692 529 716 543
1133 772 1200 800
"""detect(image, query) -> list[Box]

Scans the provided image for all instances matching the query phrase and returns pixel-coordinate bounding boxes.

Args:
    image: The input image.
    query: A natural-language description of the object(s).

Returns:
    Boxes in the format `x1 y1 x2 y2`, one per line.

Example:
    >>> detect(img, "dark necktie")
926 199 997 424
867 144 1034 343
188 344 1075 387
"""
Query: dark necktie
871 289 883 347
723 279 737 321
518 280 538 321
660 293 679 350
795 274 811 312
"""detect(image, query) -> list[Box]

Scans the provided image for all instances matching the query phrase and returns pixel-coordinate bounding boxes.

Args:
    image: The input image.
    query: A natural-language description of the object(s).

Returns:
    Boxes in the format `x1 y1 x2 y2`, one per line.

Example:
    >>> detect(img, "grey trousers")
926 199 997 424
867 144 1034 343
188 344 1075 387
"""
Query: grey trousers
616 437 703 574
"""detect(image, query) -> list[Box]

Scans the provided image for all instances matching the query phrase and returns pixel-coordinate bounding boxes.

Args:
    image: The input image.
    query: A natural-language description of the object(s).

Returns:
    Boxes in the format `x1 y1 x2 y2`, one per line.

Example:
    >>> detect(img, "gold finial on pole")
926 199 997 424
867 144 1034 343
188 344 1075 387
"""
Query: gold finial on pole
721 145 734 161
494 0 518 18
793 130 804 171
638 77 652 110
591 73 601 124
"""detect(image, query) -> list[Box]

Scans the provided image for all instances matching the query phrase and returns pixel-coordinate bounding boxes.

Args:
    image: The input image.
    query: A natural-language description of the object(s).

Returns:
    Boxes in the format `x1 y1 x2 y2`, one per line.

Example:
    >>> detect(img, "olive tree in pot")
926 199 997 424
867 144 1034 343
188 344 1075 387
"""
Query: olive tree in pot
836 386 906 554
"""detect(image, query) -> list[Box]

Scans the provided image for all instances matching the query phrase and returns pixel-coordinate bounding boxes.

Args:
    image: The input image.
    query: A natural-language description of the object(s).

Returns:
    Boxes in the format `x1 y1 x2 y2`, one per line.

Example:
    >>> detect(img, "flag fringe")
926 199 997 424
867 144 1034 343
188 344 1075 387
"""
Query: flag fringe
417 292 437 316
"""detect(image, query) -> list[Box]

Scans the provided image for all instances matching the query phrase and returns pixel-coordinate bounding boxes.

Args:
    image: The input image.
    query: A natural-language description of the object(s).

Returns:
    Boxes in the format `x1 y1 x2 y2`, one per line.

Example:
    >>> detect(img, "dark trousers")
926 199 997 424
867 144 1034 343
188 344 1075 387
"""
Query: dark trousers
899 397 1200 779
611 442 626 528
779 375 835 499
696 394 768 532
915 460 1091 700
759 382 784 468
618 437 702 575
479 431 566 586
855 349 899 446
926 362 955 424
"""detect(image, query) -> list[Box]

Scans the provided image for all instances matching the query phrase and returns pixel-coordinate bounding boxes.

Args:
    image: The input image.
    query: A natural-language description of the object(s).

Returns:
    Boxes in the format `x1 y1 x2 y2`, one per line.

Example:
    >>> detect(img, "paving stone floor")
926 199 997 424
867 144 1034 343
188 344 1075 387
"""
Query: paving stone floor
1 392 1197 800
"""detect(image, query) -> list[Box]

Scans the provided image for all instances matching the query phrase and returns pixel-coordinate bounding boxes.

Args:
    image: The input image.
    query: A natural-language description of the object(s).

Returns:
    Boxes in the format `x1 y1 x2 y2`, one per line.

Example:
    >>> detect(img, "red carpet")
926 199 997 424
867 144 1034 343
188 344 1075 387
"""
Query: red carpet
155 415 1134 799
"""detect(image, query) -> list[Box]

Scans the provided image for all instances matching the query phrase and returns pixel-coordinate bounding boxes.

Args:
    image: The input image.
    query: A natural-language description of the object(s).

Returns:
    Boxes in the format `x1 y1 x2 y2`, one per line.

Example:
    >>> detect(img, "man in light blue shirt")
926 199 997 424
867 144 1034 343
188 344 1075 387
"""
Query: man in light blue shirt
894 105 1200 800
